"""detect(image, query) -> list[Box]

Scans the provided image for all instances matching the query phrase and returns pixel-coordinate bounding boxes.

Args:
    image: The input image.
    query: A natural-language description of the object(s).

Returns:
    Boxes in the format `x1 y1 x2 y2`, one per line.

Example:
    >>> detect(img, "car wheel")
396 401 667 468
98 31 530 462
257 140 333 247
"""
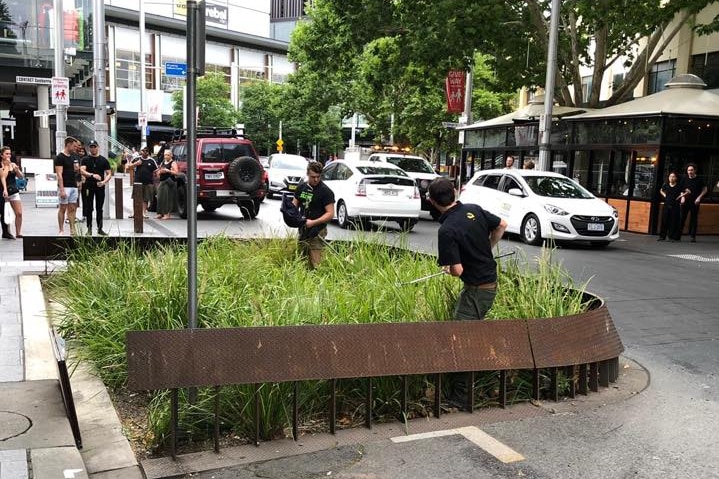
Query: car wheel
337 201 351 229
591 241 610 248
177 184 188 219
227 156 262 191
200 202 218 212
239 199 259 220
397 218 418 232
521 214 542 246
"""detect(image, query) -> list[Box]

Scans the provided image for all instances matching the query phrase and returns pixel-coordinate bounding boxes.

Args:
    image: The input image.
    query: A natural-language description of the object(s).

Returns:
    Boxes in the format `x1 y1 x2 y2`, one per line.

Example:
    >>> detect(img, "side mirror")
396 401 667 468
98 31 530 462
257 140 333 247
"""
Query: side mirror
508 188 525 197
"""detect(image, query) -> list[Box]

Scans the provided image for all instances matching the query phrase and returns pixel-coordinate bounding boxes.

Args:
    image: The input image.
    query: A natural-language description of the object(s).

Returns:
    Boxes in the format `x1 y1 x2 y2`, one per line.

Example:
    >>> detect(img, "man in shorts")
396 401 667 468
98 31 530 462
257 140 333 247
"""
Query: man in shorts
292 161 335 268
54 136 81 235
128 146 157 218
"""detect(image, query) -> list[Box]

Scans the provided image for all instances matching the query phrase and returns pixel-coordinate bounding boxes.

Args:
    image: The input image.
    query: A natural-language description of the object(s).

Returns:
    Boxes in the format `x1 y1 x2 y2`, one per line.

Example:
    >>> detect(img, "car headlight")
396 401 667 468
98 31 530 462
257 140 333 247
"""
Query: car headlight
612 207 619 218
543 203 568 216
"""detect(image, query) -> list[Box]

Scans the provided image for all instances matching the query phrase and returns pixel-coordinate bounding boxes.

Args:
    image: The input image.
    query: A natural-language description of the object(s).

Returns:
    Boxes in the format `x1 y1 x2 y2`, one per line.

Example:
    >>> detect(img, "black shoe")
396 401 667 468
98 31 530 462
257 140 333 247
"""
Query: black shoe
657 237 665 242
97 229 108 236
690 237 696 243
2 232 15 240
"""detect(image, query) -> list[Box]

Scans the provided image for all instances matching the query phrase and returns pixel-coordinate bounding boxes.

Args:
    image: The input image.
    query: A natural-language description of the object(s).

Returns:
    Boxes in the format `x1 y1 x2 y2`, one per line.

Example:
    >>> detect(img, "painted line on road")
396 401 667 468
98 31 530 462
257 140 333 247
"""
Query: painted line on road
667 254 719 262
391 426 524 463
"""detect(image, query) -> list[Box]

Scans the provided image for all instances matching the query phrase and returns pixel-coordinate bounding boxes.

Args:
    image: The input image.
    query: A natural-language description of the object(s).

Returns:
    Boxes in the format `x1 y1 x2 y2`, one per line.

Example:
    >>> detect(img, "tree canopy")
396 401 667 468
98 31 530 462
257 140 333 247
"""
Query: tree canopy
171 71 240 128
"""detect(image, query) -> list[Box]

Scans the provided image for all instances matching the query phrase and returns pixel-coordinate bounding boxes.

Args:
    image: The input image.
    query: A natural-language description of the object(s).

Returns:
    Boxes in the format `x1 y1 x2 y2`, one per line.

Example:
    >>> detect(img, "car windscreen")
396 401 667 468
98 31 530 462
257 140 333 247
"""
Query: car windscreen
525 176 594 199
385 157 435 174
203 143 256 163
362 176 416 187
271 156 306 170
356 166 410 177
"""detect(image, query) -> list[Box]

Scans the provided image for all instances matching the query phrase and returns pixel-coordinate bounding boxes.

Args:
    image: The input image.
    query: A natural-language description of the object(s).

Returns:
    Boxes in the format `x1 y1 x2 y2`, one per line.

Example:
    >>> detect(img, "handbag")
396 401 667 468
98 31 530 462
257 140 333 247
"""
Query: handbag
6 184 18 196
3 201 14 225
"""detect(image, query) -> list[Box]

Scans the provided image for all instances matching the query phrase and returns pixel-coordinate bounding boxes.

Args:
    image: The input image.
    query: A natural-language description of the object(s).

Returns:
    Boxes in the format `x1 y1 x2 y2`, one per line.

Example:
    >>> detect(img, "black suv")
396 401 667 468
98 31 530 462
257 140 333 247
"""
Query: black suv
161 128 267 220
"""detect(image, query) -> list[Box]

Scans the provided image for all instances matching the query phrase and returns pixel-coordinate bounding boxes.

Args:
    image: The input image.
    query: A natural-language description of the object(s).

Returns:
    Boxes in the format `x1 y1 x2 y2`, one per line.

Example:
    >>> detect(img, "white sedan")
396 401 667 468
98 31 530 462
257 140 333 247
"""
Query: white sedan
321 160 421 231
266 153 307 198
459 169 619 247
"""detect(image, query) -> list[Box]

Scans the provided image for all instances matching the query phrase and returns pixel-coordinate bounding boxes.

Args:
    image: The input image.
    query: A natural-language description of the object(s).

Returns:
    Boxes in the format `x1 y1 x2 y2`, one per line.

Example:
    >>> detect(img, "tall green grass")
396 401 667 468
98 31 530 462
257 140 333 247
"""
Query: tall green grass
46 236 590 450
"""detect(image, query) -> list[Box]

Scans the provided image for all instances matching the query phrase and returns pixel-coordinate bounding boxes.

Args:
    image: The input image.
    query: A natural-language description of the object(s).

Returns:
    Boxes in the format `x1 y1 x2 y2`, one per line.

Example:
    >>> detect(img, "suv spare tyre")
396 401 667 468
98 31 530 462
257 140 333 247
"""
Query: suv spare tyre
227 156 262 192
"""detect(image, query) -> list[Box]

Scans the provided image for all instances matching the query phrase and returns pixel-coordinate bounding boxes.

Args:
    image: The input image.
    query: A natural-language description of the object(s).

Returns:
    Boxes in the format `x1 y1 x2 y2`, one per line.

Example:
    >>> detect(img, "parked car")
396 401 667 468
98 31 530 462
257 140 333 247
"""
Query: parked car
159 128 267 220
366 152 441 218
459 168 619 247
321 160 421 231
266 153 307 198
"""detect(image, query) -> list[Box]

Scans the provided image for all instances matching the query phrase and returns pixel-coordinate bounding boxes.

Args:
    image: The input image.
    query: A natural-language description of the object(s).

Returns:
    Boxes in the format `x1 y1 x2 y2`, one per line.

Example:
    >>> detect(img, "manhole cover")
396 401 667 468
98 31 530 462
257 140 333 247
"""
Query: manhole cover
0 411 32 440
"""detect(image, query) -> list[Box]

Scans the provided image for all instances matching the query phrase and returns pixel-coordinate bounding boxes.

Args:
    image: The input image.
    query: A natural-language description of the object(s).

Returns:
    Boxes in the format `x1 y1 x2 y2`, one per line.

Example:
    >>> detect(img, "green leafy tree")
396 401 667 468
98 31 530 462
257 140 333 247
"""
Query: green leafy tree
171 71 240 128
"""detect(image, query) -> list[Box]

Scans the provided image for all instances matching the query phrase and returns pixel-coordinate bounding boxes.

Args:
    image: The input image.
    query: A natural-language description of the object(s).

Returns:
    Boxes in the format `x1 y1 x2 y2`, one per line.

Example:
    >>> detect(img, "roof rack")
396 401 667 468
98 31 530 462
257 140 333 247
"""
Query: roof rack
171 127 246 141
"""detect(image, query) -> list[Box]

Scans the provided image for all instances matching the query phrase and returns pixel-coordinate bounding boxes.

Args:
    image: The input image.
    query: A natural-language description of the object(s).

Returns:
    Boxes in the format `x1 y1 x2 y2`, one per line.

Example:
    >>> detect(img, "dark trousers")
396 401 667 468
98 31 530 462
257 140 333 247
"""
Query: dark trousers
659 204 681 240
83 185 106 230
0 194 10 236
680 201 700 238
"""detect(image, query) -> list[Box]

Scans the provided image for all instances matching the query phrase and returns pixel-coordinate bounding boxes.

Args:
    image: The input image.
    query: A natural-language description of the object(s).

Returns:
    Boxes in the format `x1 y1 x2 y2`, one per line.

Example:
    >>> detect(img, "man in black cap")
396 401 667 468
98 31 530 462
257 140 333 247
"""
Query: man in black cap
80 140 112 235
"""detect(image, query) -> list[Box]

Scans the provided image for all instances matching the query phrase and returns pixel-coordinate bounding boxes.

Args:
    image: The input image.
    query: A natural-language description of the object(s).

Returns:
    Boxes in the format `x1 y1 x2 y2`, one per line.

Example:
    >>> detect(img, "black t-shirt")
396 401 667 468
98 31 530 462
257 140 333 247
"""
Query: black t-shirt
661 183 682 208
135 156 158 185
294 181 335 221
437 202 502 285
680 175 706 201
54 152 77 188
81 154 111 189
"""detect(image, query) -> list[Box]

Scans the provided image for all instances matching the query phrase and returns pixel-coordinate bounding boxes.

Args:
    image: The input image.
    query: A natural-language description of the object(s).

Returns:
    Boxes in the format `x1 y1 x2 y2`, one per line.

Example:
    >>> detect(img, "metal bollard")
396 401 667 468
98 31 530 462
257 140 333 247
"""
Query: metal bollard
132 183 143 233
114 177 124 219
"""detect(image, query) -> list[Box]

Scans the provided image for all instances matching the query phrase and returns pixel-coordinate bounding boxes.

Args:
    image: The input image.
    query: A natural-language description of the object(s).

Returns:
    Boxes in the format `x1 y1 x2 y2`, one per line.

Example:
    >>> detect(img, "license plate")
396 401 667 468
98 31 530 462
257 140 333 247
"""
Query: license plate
588 223 604 231
205 172 224 180
288 184 297 191
382 189 398 196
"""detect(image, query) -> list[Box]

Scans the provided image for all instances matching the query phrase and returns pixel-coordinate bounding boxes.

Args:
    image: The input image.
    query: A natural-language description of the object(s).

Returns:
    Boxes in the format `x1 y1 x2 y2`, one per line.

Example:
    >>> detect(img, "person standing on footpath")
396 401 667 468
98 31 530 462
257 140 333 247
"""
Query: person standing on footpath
154 149 178 220
679 163 707 243
54 136 81 235
292 161 335 269
504 155 515 169
427 177 507 410
0 146 24 239
80 140 112 236
128 146 157 218
657 172 686 242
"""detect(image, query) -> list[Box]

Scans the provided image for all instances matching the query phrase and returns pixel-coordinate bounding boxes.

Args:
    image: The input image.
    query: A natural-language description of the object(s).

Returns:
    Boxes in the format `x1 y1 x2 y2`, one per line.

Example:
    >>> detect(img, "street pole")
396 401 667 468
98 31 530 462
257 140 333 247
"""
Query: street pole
538 0 560 171
186 0 205 331
139 0 147 149
93 0 108 158
53 0 66 154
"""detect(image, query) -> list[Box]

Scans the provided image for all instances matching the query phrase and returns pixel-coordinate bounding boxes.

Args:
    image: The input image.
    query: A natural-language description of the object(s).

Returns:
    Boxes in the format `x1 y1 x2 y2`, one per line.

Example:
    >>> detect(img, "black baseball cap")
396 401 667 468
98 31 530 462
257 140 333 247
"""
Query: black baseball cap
88 140 98 147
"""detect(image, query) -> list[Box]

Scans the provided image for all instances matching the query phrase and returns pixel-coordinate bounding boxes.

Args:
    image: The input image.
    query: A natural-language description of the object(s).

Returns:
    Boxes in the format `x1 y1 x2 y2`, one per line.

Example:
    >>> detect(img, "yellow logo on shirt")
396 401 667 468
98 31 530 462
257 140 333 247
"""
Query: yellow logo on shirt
466 212 476 221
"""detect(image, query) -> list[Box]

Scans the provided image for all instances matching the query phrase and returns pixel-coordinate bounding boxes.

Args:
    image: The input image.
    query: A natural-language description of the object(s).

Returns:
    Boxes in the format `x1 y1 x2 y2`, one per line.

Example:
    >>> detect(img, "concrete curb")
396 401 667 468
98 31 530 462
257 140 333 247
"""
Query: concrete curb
21 274 143 479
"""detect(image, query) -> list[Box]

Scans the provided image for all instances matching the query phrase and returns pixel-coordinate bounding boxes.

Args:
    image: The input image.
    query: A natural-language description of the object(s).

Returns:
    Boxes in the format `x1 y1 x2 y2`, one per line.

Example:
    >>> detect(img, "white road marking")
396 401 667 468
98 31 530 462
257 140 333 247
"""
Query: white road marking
391 426 524 463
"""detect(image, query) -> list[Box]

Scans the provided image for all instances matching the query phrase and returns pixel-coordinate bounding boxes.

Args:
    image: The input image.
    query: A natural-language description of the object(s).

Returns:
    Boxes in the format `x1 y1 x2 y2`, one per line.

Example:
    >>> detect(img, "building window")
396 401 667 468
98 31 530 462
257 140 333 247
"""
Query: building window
581 76 592 104
612 73 625 92
690 51 719 89
647 59 676 94
271 0 308 20
115 49 142 89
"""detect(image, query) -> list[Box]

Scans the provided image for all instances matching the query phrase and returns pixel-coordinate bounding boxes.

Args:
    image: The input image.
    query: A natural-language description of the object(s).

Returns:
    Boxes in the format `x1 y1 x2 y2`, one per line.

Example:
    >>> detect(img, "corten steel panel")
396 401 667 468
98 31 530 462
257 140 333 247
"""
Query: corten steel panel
527 303 624 368
126 321 534 391
22 236 189 261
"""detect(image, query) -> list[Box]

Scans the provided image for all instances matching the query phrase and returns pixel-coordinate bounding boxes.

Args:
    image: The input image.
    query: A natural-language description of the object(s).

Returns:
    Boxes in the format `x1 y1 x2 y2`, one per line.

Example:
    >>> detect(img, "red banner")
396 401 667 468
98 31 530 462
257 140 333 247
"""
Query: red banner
445 70 466 114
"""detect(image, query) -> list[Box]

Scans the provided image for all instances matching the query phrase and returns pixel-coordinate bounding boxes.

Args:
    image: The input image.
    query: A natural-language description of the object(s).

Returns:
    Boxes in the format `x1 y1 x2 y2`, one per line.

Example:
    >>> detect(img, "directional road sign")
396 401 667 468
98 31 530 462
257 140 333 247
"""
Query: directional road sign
33 109 57 117
165 62 187 78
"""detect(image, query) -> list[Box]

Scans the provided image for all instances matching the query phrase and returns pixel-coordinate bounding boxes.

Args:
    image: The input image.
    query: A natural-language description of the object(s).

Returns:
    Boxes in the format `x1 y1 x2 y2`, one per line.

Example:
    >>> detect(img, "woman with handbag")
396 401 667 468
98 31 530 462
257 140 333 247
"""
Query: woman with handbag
1 146 24 239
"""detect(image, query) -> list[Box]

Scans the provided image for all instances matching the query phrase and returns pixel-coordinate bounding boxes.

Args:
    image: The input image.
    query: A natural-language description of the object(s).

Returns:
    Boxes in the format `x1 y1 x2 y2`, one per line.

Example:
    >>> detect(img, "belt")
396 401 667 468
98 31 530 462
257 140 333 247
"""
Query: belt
465 282 496 290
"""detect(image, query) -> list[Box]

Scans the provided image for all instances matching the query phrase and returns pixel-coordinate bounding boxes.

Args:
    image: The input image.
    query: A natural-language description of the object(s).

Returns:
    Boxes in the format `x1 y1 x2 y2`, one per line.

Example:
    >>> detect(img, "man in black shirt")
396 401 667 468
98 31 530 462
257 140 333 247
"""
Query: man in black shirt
293 161 335 268
80 140 112 235
129 146 157 218
428 177 507 321
679 163 708 242
428 177 507 411
54 136 81 235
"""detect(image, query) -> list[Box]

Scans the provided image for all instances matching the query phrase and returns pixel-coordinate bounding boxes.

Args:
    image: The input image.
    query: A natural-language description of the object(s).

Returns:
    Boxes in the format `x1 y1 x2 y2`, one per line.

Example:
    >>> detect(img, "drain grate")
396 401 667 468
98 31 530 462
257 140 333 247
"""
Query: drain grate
668 254 719 262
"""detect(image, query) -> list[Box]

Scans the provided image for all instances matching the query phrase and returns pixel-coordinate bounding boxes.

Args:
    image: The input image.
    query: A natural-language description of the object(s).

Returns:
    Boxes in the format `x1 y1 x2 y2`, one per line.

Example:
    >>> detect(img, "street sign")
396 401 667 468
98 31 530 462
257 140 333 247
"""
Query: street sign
17 76 52 85
165 62 187 77
441 122 460 129
33 109 57 117
138 112 148 128
276 138 284 152
51 77 70 106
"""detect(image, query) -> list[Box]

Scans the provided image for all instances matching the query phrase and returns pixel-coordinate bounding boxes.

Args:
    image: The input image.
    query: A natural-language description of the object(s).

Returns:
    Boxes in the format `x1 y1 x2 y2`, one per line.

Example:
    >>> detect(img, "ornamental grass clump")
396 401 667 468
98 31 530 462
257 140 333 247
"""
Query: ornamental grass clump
46 236 590 450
